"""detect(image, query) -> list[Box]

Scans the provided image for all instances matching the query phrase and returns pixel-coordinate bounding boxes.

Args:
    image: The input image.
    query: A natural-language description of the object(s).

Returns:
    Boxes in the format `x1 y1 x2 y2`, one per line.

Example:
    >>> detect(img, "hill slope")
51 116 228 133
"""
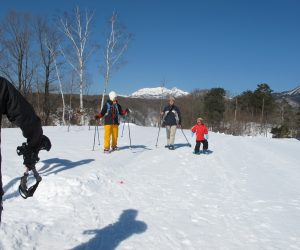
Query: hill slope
0 126 300 249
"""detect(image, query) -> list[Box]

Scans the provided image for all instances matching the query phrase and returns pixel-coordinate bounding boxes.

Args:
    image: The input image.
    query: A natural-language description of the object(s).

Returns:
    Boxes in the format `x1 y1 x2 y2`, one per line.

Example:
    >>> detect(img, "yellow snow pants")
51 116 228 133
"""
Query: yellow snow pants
104 124 119 150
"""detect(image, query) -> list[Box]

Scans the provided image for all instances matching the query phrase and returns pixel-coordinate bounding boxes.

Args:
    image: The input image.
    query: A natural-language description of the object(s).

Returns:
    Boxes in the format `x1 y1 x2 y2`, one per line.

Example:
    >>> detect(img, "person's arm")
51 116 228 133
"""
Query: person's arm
0 77 43 149
117 103 129 116
191 125 197 133
95 103 108 119
161 106 167 116
204 126 209 139
204 126 208 134
176 106 182 125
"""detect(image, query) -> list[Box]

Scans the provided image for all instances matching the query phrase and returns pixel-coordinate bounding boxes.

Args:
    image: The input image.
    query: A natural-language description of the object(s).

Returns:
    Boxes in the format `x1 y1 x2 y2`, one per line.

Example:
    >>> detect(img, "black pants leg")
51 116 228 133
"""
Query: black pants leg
194 141 201 153
202 140 208 150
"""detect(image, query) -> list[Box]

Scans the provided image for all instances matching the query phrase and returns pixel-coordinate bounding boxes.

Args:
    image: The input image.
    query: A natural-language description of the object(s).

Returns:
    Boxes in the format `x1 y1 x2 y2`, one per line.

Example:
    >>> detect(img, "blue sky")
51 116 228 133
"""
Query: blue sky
1 0 300 95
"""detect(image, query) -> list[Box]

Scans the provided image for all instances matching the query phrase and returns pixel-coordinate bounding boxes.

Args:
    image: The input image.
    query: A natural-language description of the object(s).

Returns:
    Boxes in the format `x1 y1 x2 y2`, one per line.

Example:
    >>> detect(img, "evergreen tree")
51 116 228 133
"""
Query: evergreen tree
203 88 226 130
253 83 275 122
238 90 255 117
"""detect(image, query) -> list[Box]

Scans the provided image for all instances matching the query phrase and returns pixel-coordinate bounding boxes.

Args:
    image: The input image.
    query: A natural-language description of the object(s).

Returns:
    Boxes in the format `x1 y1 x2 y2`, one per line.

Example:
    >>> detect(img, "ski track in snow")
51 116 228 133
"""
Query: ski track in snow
0 125 300 250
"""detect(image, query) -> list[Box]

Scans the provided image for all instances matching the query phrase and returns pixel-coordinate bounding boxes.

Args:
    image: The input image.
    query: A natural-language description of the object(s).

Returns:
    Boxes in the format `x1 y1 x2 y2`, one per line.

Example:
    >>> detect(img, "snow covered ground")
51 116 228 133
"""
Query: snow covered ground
0 125 300 250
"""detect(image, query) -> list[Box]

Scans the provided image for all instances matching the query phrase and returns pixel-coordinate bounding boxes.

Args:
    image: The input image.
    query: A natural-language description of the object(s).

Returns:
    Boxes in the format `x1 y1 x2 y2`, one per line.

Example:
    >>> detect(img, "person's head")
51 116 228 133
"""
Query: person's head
169 96 175 105
109 91 117 102
197 117 204 124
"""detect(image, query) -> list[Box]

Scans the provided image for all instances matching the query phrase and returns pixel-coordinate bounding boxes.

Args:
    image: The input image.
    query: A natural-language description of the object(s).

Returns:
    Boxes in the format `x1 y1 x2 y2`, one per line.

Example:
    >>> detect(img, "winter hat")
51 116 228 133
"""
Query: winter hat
169 96 175 102
197 117 203 123
109 91 117 101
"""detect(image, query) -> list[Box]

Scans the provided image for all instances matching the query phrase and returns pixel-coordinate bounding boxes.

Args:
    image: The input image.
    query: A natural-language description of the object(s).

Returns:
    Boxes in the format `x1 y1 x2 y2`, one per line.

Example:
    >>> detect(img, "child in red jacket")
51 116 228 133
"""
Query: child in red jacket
191 118 209 154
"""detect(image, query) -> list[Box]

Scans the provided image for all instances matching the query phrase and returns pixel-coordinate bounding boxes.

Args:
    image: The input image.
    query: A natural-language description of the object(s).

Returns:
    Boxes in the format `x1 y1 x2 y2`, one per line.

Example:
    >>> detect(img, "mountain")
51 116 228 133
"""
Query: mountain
274 85 300 106
282 85 300 96
130 87 189 99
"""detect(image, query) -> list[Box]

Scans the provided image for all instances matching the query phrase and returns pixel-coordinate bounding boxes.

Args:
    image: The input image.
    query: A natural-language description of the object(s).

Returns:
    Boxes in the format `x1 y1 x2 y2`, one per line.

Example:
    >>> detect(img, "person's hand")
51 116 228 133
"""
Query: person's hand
125 108 130 114
39 135 51 151
94 114 100 120
177 124 182 129
22 135 51 168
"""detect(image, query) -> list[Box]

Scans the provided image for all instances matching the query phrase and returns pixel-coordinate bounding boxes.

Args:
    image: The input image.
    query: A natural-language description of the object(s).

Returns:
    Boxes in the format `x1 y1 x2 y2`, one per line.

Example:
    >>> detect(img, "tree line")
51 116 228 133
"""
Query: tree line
1 8 299 139
0 7 131 126
176 84 300 139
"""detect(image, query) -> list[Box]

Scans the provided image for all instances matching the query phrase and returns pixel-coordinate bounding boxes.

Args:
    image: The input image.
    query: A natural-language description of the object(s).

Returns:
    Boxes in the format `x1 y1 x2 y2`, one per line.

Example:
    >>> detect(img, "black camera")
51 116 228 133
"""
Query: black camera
16 143 29 156
17 135 51 168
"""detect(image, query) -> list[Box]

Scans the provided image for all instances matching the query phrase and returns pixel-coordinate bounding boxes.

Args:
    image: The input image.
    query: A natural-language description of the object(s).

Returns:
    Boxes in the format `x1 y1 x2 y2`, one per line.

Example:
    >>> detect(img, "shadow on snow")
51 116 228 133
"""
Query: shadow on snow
3 158 94 201
117 145 152 153
72 209 147 250
39 158 95 176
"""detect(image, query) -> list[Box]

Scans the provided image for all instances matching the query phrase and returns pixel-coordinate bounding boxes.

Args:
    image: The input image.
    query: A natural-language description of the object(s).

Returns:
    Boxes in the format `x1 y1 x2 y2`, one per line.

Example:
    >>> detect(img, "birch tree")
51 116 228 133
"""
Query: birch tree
60 6 94 124
100 12 132 110
46 41 66 126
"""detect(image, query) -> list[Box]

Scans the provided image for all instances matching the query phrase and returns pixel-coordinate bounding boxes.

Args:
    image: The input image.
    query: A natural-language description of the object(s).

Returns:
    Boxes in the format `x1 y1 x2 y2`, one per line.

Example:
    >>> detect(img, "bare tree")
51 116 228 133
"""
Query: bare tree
59 6 94 125
0 11 36 95
100 12 132 110
36 16 61 125
46 41 66 126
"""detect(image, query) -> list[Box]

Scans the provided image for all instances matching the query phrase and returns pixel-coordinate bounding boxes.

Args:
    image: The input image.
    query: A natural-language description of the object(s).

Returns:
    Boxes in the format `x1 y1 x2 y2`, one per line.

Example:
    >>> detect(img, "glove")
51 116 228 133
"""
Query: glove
125 108 130 114
27 133 51 153
39 135 52 151
94 114 100 120
204 134 209 140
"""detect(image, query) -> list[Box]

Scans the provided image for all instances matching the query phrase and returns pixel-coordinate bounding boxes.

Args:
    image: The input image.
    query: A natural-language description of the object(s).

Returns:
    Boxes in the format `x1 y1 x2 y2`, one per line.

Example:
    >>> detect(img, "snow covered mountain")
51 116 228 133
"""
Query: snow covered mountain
1 125 300 249
282 85 300 96
130 87 189 99
274 85 300 106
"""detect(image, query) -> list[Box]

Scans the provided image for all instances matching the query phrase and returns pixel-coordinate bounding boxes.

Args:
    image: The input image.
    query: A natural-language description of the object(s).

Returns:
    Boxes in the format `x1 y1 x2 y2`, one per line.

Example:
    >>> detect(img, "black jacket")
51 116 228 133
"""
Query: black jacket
100 100 124 125
0 77 43 198
162 105 181 126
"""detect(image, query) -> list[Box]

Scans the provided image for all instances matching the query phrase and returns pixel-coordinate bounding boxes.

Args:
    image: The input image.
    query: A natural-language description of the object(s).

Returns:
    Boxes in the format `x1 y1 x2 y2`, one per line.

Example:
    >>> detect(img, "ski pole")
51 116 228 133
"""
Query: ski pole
121 117 126 137
92 120 97 151
180 127 192 147
127 117 132 149
155 118 162 147
96 122 100 145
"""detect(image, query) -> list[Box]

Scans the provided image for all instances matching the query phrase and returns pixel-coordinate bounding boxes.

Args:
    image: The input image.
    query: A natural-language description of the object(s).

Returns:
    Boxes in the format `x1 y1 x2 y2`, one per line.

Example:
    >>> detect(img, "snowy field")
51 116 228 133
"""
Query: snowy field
0 125 300 250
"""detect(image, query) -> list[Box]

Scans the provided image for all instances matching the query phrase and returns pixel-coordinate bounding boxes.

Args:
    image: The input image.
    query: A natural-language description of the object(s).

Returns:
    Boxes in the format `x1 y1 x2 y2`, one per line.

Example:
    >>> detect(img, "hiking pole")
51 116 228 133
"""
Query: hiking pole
127 116 132 149
121 117 126 137
180 127 192 147
155 80 165 147
96 122 101 145
155 117 162 147
92 120 97 151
